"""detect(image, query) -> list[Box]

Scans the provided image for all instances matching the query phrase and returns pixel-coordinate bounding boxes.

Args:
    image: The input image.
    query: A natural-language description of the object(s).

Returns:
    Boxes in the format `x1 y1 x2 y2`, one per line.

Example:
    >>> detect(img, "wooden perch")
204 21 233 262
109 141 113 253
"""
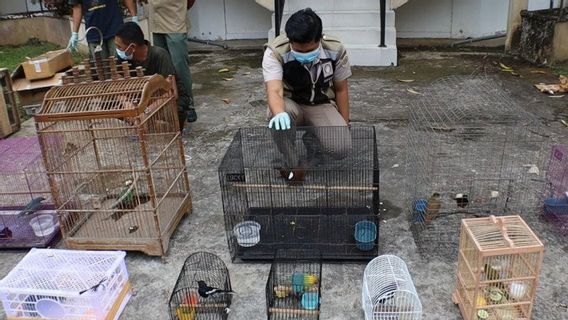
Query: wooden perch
232 183 377 191
269 308 320 316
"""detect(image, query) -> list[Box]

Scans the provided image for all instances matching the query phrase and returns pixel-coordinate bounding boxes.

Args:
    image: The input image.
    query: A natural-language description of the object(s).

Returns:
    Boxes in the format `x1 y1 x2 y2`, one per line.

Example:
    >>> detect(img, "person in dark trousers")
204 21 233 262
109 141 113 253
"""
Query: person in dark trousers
262 8 352 183
114 22 191 131
145 0 198 127
67 0 137 59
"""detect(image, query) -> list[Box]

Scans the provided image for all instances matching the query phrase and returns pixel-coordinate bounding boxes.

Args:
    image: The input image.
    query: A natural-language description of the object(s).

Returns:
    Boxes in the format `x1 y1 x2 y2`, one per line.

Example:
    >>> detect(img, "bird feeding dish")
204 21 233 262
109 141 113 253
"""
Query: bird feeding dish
36 298 65 318
544 196 568 215
233 221 261 247
29 214 55 237
301 292 319 310
354 220 377 251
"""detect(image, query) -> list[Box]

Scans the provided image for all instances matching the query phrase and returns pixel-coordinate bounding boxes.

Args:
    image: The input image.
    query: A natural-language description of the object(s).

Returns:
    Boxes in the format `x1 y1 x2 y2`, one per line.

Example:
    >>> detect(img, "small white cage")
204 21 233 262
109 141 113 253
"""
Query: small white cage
0 248 130 320
362 255 422 320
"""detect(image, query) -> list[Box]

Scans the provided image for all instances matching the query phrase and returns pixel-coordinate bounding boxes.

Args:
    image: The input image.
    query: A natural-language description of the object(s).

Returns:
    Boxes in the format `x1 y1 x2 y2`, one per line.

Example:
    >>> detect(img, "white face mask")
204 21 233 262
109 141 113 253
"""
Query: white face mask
116 44 134 60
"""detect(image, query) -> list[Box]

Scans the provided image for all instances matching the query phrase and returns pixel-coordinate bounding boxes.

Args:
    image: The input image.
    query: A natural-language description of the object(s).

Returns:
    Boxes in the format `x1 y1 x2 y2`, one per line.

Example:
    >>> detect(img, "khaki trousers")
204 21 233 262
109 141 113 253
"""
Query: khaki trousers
269 98 352 168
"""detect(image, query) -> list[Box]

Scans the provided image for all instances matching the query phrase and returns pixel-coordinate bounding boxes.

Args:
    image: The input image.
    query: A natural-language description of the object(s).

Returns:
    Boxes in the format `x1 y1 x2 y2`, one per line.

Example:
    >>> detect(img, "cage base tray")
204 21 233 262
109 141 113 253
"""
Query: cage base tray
0 210 59 248
234 207 378 261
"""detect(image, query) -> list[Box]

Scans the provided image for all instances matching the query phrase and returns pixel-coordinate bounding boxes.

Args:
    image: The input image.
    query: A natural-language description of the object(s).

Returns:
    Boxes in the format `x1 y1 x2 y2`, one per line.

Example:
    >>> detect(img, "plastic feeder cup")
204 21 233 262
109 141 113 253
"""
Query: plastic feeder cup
301 292 319 310
544 197 568 215
414 199 428 222
354 220 377 251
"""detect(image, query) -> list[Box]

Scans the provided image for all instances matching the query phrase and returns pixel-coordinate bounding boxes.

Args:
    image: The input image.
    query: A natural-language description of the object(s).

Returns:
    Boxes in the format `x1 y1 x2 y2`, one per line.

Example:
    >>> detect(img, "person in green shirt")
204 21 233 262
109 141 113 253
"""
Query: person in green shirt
114 22 190 131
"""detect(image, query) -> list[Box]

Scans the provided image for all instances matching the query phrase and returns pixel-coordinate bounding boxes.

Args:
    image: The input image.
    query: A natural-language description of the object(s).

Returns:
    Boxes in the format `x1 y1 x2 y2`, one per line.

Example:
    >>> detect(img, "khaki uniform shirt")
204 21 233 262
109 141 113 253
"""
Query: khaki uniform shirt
148 0 188 34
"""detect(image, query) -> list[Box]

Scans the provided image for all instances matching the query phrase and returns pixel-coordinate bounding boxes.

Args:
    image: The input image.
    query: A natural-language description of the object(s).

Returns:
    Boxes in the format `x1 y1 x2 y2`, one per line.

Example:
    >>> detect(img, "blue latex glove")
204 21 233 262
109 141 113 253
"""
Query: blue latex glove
67 32 79 52
132 15 139 24
268 112 291 130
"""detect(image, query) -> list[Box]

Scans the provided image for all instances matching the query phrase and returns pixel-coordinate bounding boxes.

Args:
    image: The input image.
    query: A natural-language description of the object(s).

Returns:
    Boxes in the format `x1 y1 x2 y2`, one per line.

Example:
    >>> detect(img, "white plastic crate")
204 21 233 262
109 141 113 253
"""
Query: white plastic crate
0 249 131 320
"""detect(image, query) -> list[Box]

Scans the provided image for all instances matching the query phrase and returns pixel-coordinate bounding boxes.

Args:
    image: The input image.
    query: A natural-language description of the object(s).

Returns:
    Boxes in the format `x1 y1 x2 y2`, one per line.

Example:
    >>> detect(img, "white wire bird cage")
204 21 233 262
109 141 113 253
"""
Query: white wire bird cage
407 75 549 261
362 255 422 320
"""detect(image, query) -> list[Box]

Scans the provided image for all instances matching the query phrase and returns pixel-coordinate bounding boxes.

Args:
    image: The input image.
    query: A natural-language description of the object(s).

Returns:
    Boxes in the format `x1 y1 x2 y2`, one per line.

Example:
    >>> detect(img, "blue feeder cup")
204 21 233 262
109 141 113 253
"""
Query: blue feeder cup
301 292 319 310
544 196 568 215
414 199 428 222
354 220 377 251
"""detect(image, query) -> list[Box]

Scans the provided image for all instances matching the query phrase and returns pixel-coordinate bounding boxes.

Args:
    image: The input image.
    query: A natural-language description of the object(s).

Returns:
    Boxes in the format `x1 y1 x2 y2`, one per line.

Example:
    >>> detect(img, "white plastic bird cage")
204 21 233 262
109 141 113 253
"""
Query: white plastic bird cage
0 248 130 320
362 255 422 320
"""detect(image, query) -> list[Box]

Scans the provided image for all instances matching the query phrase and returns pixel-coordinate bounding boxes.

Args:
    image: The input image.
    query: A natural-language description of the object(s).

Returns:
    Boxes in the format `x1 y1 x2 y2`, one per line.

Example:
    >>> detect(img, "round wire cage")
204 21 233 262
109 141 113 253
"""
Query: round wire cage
168 252 232 320
362 255 422 320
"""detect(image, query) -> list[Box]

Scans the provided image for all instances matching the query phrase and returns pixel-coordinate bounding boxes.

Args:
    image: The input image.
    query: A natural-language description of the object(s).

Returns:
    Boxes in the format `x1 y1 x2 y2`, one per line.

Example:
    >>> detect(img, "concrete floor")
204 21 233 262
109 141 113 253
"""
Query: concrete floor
1 48 568 320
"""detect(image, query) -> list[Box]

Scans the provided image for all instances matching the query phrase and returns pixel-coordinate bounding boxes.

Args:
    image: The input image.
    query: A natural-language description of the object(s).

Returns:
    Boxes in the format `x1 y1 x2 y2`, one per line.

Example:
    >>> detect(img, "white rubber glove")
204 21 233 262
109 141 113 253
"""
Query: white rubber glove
67 32 79 52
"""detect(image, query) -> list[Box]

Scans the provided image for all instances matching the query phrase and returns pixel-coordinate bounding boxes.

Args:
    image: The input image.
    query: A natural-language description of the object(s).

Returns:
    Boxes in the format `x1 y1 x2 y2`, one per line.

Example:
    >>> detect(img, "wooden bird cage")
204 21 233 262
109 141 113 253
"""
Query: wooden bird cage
453 215 544 320
34 60 192 256
0 68 20 138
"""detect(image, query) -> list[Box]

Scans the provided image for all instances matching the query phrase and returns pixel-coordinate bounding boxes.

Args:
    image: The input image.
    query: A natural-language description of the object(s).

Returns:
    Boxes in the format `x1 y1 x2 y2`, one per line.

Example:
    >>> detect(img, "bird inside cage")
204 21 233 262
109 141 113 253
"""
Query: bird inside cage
455 193 469 208
425 193 441 222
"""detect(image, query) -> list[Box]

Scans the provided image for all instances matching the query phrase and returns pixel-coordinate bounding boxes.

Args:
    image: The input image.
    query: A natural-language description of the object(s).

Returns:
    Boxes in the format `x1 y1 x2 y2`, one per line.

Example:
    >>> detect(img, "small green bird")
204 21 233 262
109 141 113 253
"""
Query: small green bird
18 197 46 216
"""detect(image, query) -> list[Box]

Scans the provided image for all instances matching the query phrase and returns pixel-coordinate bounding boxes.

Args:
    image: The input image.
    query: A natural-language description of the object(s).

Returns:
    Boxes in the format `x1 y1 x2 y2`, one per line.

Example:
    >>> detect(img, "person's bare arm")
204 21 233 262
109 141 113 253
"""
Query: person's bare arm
124 0 137 17
334 79 349 123
187 0 196 10
266 80 286 116
71 4 82 33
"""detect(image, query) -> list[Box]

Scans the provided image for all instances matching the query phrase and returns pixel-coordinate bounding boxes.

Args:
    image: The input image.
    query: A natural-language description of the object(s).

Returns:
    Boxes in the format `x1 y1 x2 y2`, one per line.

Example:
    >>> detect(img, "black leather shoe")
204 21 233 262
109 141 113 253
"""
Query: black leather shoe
187 108 197 123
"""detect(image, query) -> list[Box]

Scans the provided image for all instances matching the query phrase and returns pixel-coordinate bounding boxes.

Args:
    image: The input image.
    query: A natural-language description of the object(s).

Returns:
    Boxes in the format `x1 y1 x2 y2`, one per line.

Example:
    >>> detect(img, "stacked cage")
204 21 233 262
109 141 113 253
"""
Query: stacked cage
362 255 422 320
168 252 232 320
407 75 548 261
35 60 192 256
453 215 544 320
266 250 322 320
0 68 20 138
0 249 131 320
541 145 568 235
219 126 379 261
0 136 58 248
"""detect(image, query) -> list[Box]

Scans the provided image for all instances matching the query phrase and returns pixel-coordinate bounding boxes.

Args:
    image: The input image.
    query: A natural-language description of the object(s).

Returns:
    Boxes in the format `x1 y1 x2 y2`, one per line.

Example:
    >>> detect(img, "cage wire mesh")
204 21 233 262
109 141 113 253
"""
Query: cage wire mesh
453 215 544 320
0 248 130 320
35 64 192 256
540 145 568 235
168 252 232 320
362 255 422 320
218 126 379 261
407 75 549 261
0 136 58 248
266 249 322 320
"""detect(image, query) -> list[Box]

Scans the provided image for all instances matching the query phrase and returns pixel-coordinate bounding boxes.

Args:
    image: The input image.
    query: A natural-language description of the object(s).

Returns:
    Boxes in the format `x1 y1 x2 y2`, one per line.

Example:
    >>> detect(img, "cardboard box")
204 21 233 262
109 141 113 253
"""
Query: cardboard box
11 64 63 108
22 49 73 81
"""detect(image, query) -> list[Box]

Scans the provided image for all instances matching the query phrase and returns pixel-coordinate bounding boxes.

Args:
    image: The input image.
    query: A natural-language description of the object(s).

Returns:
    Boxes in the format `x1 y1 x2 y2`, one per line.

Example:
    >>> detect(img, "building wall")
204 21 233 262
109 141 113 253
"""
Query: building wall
188 0 271 41
396 0 509 38
0 0 41 15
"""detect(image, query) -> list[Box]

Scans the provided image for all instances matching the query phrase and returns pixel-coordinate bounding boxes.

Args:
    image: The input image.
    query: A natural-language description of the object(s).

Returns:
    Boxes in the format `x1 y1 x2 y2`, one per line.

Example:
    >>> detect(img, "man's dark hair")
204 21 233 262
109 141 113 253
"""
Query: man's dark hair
115 22 145 46
285 8 322 43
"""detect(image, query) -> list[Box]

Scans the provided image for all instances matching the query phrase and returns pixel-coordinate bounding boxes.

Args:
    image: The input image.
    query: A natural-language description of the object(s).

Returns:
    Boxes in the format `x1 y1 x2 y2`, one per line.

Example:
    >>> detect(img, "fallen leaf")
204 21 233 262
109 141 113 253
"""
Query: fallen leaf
406 89 421 95
501 68 514 73
530 70 547 74
511 72 520 77
218 68 230 73
549 95 565 98
391 164 399 168
221 99 231 104
223 77 234 81
561 120 568 127
398 79 415 83
242 72 251 75
499 62 512 70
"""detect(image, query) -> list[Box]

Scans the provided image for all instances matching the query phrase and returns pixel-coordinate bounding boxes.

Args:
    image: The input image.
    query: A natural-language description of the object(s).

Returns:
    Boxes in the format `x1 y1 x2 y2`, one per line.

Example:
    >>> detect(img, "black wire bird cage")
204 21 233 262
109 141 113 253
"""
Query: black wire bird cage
266 249 323 320
168 252 233 320
407 76 549 261
219 126 380 261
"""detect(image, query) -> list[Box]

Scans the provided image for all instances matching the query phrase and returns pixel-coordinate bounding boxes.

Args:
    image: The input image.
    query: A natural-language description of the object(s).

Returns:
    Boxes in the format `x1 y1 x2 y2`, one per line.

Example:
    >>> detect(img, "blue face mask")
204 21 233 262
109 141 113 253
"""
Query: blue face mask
116 44 134 60
291 46 321 64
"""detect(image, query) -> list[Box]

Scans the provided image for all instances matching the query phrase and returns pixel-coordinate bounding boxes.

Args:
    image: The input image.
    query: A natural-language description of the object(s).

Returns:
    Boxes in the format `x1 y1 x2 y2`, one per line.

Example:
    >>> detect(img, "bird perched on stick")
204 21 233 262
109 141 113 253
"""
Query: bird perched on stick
455 193 469 208
425 193 442 222
197 280 234 298
18 197 46 216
